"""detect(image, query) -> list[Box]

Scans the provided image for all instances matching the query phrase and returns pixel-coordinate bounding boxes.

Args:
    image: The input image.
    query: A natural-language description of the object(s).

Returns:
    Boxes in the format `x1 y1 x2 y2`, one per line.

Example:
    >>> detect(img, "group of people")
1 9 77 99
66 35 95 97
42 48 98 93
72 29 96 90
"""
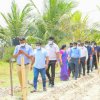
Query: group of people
13 36 100 92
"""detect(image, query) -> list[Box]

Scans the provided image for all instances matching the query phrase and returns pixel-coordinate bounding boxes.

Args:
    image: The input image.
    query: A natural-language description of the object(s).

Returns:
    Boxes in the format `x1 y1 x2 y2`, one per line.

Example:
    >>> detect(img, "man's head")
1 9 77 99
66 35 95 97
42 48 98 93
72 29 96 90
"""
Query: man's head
77 40 81 44
19 37 26 46
81 42 84 47
48 36 54 45
35 41 42 50
77 42 81 46
73 42 77 47
85 41 88 46
69 43 73 48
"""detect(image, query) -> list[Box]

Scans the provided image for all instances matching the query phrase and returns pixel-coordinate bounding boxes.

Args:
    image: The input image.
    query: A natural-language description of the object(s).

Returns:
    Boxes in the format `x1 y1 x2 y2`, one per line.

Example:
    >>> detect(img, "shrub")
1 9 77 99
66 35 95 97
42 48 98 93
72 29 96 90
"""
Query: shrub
3 46 15 62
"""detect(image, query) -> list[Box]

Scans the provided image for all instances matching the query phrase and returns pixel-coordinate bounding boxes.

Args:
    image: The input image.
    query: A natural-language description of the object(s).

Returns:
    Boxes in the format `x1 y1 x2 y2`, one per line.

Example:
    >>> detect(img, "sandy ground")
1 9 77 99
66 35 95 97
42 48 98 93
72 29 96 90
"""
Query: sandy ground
28 70 100 100
0 70 100 100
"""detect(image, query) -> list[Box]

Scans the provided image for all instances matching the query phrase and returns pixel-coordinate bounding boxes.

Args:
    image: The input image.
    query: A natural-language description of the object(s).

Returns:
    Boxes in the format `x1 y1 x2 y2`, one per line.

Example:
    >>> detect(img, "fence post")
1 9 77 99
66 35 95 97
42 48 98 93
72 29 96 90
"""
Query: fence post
21 57 27 100
9 58 13 96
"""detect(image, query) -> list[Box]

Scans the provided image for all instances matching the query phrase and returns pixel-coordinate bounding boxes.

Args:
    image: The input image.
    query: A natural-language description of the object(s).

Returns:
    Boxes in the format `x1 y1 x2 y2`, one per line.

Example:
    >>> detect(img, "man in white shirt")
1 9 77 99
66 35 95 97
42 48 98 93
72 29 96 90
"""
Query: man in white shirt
79 43 88 76
45 37 59 87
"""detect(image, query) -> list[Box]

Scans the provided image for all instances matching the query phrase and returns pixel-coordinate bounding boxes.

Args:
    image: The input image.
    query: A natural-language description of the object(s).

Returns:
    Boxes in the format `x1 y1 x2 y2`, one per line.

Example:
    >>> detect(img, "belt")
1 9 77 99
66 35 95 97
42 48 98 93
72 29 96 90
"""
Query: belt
17 63 29 66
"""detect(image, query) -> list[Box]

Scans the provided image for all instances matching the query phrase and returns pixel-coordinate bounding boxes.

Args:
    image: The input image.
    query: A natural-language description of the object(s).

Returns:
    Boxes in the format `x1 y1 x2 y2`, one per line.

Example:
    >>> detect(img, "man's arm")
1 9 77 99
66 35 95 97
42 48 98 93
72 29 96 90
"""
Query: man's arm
85 48 88 62
22 51 32 59
13 46 20 58
30 56 35 70
78 49 81 64
19 46 33 59
45 56 49 69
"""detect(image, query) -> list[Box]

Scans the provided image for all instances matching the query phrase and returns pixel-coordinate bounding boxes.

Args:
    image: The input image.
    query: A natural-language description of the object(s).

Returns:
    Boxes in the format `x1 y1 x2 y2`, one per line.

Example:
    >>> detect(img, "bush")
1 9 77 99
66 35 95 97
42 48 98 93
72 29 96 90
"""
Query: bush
3 46 15 62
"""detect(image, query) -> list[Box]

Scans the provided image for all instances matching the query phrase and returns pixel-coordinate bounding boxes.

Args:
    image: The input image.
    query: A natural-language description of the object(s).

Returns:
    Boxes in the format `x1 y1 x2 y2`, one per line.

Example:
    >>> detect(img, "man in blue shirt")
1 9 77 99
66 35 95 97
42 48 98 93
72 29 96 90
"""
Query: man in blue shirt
13 37 34 90
69 42 81 80
31 42 49 92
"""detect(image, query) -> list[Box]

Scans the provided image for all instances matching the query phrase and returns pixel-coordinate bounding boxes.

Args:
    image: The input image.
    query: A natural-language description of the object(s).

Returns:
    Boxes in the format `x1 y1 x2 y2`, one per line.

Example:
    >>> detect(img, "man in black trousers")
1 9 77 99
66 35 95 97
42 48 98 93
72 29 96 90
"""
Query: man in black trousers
45 37 60 87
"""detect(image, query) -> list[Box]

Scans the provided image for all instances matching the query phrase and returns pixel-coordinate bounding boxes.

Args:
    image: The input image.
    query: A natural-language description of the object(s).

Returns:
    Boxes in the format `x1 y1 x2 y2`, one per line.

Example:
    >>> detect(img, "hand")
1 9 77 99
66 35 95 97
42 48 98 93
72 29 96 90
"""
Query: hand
60 61 63 66
30 66 33 71
45 64 48 70
85 60 87 64
78 59 80 64
19 50 24 54
90 56 92 60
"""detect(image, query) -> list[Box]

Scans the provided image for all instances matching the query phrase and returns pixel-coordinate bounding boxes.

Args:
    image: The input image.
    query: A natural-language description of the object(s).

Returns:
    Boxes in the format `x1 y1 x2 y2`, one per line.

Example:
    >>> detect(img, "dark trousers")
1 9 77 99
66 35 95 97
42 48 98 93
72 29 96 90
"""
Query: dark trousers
97 52 99 62
46 60 56 85
70 58 79 79
69 61 74 77
87 57 91 73
79 57 86 76
92 55 98 69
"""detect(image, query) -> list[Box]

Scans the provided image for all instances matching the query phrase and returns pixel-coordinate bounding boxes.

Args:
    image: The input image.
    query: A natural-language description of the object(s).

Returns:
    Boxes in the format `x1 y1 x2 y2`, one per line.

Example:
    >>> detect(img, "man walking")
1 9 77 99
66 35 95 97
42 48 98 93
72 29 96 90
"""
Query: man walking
31 42 49 92
13 37 33 90
92 42 98 70
69 42 81 80
79 43 88 76
67 43 73 77
45 37 59 87
85 41 92 74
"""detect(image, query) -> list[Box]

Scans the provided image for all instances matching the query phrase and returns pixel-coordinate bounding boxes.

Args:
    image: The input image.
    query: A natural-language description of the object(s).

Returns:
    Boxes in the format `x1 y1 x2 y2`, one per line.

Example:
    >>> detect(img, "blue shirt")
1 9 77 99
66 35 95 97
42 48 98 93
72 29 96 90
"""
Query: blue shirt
69 47 81 58
33 48 48 69
13 44 33 65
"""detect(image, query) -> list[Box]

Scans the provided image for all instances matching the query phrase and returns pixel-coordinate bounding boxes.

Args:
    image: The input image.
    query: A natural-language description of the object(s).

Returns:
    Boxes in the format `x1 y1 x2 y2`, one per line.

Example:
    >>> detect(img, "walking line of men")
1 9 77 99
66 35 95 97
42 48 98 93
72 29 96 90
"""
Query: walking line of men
13 36 100 92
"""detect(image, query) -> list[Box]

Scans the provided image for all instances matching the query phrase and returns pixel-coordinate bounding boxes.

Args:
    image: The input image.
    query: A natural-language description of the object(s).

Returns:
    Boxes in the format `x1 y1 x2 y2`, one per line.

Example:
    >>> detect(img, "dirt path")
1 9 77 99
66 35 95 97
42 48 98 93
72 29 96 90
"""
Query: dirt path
0 70 100 100
28 70 100 100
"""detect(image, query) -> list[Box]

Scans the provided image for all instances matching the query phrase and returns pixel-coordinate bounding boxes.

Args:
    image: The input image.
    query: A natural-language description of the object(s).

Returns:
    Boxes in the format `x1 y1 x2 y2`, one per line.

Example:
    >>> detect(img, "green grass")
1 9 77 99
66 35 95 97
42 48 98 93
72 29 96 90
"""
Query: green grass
0 61 61 97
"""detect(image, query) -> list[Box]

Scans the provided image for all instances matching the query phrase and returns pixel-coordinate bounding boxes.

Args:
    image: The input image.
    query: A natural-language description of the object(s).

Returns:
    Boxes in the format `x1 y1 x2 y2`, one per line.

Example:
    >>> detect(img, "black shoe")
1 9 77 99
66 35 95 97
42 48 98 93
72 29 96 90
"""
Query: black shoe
51 84 54 87
30 89 37 93
43 87 47 91
83 74 85 76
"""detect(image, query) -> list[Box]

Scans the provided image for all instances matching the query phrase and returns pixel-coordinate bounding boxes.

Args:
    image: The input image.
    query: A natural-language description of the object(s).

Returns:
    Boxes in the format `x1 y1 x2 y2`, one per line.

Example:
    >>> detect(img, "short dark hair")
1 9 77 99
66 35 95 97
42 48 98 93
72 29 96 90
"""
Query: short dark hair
49 36 54 40
61 45 66 50
19 37 25 41
85 41 88 44
70 43 73 45
36 41 42 45
73 42 77 45
81 42 84 46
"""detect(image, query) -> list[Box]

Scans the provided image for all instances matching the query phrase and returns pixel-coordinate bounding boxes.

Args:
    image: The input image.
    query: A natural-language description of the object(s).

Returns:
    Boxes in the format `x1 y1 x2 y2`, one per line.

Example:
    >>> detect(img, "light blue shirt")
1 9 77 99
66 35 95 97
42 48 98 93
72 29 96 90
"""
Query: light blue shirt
33 48 48 69
69 47 81 58
13 44 33 65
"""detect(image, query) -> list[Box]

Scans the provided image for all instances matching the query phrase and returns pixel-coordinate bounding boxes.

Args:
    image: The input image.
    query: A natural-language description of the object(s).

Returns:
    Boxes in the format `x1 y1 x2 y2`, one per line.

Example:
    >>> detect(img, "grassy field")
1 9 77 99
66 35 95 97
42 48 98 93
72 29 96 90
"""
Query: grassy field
0 61 60 96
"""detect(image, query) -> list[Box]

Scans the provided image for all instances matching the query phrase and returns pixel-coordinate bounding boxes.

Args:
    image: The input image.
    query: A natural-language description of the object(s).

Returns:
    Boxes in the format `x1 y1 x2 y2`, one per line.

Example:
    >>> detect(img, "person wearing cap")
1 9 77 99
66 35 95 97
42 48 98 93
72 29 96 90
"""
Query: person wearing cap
13 37 34 90
69 42 81 80
45 37 60 87
31 42 49 92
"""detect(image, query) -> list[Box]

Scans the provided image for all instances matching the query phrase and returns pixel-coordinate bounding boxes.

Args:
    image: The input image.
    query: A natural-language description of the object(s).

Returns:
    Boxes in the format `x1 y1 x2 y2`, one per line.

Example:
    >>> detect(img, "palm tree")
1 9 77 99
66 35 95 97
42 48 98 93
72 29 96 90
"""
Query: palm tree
58 11 89 42
29 0 76 43
0 1 32 38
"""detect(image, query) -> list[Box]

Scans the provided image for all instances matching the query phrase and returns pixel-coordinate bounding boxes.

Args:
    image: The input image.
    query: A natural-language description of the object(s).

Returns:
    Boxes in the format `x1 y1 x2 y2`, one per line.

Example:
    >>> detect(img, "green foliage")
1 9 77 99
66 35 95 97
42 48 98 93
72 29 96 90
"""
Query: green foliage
0 0 100 49
0 1 31 38
3 47 15 62
29 0 76 43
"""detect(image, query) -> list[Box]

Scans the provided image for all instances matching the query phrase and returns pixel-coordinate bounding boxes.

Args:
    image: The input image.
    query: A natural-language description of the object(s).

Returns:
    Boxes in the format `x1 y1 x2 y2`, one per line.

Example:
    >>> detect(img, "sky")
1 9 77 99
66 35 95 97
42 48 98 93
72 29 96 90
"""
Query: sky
0 0 100 28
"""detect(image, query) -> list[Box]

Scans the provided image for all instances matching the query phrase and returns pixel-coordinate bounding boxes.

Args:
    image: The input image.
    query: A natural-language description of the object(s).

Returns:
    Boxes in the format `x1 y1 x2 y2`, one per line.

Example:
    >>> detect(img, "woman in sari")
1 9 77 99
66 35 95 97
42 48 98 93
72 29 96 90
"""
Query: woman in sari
59 45 69 81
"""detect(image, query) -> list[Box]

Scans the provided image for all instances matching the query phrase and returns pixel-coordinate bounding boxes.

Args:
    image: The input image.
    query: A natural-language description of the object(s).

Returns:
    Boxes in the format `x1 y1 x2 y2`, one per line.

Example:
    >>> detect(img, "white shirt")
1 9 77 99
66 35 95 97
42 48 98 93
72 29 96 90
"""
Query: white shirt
45 43 59 60
79 46 88 61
